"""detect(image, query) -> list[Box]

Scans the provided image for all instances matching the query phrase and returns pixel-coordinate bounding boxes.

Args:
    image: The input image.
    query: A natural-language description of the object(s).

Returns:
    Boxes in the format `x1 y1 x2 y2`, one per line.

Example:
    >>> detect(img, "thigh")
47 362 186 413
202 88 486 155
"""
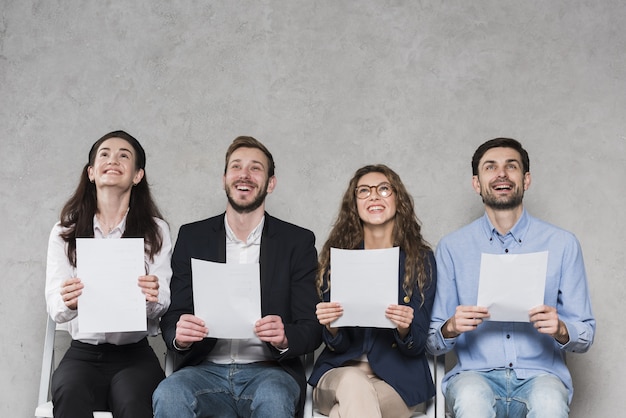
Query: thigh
313 365 381 418
371 377 415 418
109 347 165 418
512 373 569 418
235 364 299 418
153 362 237 418
446 371 500 418
52 346 110 414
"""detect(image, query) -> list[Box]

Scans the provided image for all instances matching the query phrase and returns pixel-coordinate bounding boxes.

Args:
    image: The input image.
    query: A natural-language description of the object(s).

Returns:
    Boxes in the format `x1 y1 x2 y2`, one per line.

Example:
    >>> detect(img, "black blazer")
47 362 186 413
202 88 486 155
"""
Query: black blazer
160 212 322 417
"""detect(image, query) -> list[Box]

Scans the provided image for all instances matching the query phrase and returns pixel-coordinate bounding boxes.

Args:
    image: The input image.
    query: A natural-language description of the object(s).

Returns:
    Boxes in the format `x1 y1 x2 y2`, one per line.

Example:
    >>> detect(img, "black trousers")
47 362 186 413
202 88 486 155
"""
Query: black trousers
51 338 164 418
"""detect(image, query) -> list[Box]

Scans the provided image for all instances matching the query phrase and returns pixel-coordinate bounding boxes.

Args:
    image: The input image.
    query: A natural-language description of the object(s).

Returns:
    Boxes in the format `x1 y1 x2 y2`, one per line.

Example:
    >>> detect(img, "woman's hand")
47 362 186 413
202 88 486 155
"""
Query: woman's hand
60 277 83 310
386 304 414 339
138 275 160 303
316 301 343 336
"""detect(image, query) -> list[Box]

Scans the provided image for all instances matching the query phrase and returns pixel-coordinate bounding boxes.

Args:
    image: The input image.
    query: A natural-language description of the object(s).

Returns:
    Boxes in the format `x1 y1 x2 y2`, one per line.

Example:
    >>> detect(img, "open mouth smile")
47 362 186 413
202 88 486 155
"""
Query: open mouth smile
492 182 513 191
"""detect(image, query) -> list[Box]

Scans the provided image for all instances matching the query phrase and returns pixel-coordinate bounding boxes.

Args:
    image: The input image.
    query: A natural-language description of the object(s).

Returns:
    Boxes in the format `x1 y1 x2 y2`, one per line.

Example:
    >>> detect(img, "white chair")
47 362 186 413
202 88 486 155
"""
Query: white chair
35 315 167 418
303 352 446 418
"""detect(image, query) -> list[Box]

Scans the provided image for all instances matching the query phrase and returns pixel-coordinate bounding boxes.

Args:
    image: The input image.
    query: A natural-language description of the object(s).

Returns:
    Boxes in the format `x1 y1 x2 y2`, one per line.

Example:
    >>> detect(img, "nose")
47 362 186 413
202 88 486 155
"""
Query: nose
239 168 251 179
368 186 382 198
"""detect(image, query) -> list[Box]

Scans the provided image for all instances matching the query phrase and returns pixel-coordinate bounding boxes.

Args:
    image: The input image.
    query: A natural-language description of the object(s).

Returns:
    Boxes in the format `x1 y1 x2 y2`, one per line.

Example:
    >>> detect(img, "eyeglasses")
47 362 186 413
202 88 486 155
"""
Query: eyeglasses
355 182 394 199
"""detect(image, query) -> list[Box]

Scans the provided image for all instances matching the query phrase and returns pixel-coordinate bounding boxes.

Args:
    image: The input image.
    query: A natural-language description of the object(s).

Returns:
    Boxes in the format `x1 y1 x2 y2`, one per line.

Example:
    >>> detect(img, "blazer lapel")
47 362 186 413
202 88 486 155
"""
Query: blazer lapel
217 223 226 264
259 214 277 313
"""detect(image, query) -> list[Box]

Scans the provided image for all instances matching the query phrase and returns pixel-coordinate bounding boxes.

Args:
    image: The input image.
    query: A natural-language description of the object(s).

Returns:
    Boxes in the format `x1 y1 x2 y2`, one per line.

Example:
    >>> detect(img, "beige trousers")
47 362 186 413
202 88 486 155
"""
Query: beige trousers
313 361 417 418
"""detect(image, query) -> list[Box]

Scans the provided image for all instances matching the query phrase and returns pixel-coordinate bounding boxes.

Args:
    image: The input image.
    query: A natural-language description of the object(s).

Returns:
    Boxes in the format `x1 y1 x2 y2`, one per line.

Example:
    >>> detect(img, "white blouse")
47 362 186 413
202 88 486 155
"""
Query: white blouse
45 215 172 345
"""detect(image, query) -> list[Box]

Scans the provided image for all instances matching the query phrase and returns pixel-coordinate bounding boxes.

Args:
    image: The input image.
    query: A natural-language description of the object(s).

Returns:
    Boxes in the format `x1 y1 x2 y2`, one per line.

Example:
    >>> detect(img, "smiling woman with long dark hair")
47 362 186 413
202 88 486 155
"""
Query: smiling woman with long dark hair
45 130 172 418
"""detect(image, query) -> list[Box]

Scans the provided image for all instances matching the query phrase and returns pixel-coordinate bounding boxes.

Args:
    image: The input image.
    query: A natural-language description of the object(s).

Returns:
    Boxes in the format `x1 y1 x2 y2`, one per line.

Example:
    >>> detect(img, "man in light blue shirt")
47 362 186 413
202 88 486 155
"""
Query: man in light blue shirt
427 138 595 418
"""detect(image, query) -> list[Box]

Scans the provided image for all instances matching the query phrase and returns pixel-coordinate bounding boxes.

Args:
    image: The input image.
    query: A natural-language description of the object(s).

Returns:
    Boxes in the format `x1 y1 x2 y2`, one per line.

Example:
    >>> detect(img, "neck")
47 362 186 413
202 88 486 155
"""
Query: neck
484 205 524 235
96 189 131 230
363 224 394 249
225 204 265 242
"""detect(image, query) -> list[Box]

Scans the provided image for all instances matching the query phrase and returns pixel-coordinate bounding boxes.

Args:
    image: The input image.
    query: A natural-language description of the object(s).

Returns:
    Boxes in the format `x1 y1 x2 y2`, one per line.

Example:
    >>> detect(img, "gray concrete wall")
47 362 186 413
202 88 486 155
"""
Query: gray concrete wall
1 1 623 416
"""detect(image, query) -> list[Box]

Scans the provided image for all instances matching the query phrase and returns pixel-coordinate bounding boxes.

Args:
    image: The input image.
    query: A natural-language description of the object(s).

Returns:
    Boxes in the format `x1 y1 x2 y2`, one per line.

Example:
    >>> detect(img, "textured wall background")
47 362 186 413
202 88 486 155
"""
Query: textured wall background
1 1 624 416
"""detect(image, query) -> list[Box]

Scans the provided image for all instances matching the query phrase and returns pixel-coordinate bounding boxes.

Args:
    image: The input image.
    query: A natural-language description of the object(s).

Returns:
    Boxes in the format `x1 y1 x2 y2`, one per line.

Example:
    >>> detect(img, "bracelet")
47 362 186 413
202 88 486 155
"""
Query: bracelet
173 338 191 351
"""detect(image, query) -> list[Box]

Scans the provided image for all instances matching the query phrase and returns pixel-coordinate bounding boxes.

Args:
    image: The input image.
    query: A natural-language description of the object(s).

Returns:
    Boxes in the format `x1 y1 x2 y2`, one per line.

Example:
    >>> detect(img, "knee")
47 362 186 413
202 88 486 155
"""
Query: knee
253 373 300 404
446 372 496 416
525 375 569 416
153 375 188 407
51 372 91 401
332 367 376 396
250 375 299 416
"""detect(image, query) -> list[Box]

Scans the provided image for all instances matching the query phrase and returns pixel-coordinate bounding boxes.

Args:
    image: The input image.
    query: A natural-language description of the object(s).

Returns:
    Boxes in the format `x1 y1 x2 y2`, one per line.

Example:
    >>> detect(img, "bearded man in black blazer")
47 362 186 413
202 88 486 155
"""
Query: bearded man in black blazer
153 136 322 418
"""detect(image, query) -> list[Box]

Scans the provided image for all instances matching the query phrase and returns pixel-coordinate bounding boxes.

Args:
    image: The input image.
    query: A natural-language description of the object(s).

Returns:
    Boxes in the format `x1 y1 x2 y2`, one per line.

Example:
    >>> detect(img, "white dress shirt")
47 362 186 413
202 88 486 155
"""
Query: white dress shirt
207 214 275 364
45 215 172 345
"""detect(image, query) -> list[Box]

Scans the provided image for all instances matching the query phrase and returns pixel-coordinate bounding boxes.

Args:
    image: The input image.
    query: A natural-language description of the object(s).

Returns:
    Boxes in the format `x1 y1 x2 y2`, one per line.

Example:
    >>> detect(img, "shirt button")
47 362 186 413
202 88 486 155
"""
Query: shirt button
506 334 510 339
505 249 509 253
509 362 513 367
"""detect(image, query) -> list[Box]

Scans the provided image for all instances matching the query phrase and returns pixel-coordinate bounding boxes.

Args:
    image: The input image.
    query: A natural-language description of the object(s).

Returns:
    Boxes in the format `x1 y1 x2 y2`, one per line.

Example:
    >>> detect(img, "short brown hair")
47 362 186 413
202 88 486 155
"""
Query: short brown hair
224 136 275 177
472 137 530 176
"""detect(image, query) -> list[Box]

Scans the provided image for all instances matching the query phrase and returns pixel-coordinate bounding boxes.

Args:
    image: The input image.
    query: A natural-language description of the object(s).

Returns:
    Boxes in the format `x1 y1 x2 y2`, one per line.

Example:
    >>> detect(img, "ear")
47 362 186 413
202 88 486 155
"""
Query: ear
87 166 95 183
472 175 481 195
133 168 145 186
266 176 277 194
523 171 531 191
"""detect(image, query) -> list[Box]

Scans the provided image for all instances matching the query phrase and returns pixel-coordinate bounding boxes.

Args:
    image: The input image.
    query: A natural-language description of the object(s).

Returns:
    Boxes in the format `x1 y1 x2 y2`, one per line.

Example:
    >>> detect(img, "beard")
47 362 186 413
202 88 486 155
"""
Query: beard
481 188 524 210
225 179 269 214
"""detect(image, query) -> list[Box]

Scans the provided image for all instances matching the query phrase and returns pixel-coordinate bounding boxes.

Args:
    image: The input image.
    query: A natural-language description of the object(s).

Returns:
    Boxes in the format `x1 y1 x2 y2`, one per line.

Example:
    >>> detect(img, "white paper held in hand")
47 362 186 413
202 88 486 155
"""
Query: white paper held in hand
76 238 146 333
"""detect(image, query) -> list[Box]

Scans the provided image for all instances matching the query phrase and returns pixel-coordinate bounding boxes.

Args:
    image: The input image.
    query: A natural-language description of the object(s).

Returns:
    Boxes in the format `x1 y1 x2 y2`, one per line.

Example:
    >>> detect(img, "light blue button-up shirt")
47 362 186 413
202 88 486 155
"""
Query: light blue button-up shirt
427 209 595 402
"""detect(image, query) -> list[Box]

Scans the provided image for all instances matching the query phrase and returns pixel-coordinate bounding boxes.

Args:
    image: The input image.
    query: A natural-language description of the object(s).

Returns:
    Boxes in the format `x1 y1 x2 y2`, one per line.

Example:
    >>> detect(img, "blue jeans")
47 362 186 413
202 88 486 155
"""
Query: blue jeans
445 370 569 418
152 361 300 418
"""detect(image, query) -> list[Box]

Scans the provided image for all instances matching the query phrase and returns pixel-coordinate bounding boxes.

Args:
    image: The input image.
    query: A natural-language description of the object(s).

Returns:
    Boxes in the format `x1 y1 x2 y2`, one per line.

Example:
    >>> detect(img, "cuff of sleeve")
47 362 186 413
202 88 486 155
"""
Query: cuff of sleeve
396 329 413 343
173 338 192 351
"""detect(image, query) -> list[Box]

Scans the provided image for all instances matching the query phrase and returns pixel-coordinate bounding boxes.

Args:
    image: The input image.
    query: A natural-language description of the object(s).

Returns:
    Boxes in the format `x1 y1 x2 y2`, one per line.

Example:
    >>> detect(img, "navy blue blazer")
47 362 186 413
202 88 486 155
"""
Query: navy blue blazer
160 212 323 417
308 249 437 407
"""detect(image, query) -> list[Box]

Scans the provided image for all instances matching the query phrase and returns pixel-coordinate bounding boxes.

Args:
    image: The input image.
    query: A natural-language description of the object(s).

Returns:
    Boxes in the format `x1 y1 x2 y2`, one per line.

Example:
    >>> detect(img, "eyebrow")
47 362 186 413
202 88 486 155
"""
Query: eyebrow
482 158 520 166
98 147 134 155
230 158 266 168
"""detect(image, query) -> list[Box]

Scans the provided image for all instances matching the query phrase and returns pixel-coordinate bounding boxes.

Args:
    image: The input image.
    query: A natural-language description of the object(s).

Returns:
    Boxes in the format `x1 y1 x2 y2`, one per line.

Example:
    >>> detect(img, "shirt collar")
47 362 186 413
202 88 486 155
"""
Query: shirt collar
92 210 129 235
224 214 265 245
481 208 530 246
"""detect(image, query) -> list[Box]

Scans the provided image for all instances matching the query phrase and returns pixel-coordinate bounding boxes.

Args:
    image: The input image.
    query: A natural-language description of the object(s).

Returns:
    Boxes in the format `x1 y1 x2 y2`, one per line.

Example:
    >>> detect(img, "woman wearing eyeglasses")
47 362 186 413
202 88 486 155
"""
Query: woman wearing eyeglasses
308 164 436 417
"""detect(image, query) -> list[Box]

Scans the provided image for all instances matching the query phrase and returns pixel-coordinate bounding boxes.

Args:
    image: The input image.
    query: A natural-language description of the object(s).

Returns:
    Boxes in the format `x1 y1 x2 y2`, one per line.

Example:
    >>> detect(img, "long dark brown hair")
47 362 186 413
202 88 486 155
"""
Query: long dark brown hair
59 130 164 267
317 164 433 304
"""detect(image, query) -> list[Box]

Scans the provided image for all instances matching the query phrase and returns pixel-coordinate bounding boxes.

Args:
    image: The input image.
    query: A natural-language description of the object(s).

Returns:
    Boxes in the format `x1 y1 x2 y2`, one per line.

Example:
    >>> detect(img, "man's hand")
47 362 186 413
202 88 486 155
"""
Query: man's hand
442 305 490 338
529 305 569 344
254 315 288 350
175 314 208 349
